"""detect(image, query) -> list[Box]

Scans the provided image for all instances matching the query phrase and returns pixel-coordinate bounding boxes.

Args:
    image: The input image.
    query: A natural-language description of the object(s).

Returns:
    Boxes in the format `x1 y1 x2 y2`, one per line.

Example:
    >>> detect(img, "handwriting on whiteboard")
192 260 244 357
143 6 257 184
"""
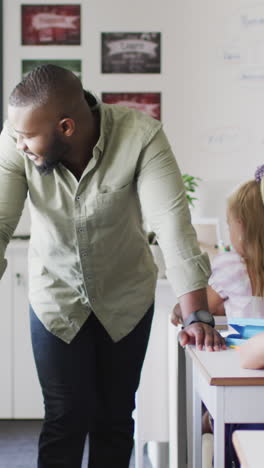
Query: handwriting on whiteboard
199 127 249 153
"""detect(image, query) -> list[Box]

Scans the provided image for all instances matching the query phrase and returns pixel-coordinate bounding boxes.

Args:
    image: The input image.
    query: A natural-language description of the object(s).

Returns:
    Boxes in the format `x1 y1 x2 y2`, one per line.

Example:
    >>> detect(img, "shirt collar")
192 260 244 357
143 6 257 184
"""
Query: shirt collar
84 90 105 155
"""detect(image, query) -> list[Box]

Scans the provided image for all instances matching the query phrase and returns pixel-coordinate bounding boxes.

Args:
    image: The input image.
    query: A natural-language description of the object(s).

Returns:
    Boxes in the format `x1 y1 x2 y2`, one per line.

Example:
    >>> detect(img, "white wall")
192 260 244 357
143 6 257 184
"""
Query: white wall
179 0 264 242
3 0 264 241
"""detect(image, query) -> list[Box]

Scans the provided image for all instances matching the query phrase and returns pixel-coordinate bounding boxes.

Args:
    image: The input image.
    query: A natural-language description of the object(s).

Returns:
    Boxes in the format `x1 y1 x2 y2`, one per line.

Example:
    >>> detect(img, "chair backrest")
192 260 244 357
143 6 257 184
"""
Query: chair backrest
192 217 221 261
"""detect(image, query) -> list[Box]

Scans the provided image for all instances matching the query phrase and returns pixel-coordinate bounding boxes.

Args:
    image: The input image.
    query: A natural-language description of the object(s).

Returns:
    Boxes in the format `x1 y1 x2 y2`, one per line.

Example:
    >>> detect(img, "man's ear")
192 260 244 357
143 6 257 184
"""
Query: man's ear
58 118 75 136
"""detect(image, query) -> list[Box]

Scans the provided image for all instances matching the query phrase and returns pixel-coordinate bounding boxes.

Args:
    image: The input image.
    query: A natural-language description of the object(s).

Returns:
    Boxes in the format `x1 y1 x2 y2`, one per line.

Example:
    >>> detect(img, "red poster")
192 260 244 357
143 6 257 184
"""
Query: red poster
102 92 161 120
21 5 81 45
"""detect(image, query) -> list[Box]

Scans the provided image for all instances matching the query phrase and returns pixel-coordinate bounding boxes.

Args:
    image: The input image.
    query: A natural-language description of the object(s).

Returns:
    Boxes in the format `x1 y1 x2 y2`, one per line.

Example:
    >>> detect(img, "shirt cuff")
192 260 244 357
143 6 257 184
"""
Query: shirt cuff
166 251 211 297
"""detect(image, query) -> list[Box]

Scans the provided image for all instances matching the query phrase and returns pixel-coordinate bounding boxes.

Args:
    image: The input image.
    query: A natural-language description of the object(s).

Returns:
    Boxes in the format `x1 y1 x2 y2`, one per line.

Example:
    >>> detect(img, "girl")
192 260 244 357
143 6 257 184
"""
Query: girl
172 164 264 467
172 166 264 323
207 165 264 320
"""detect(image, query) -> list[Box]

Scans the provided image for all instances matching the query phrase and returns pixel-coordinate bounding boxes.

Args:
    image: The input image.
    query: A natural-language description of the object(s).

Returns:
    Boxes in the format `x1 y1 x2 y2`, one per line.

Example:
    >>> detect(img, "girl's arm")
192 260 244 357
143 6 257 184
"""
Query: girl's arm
239 332 264 369
207 285 225 316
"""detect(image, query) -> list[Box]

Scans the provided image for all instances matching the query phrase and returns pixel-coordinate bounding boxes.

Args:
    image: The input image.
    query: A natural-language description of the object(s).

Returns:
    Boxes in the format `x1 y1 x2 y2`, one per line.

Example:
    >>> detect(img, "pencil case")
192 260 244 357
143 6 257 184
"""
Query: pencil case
226 317 264 347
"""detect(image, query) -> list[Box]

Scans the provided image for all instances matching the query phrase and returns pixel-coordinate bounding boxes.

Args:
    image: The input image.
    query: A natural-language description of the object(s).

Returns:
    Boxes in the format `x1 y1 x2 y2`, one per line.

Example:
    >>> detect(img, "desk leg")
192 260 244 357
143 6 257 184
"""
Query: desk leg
213 387 225 468
193 365 202 468
168 325 187 468
177 345 187 468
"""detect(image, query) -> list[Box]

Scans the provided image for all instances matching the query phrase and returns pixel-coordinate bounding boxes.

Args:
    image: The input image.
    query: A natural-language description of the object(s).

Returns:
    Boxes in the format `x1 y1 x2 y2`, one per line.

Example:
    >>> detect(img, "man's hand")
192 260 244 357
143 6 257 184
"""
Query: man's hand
178 322 226 352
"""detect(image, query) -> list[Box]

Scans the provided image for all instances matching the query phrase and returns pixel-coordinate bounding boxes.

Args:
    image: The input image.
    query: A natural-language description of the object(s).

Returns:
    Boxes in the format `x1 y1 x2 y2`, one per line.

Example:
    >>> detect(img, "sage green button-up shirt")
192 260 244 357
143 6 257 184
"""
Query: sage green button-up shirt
0 96 211 343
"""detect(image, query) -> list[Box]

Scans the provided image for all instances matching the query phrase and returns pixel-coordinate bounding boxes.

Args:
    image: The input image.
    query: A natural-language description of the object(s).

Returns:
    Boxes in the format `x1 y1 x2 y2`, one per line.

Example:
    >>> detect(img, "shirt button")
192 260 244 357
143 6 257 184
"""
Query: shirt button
76 196 81 201
78 228 83 233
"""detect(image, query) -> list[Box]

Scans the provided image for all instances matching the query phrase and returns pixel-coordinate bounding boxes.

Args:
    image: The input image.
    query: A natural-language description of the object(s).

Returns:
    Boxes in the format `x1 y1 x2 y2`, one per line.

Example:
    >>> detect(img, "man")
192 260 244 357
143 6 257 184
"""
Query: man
1 65 225 468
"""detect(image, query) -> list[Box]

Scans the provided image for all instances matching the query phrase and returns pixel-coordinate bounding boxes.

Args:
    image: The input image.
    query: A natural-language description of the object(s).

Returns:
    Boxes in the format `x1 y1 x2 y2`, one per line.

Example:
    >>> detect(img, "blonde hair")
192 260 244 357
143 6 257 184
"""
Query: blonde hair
228 179 264 296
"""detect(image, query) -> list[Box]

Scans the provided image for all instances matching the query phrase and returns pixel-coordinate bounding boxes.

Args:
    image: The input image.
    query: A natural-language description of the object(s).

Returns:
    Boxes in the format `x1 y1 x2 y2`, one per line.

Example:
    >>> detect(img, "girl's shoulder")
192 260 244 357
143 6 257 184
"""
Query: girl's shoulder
211 250 243 270
209 250 249 298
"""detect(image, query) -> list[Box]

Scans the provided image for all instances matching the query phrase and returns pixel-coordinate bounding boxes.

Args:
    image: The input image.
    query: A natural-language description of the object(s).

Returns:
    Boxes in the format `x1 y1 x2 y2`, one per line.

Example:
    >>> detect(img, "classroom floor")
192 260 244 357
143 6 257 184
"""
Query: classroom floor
0 420 152 468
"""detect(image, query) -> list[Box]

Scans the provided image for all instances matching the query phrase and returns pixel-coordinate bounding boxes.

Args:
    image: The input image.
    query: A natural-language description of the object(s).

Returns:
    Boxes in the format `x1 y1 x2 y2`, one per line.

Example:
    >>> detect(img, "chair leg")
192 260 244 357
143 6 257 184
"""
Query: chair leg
202 433 214 468
134 439 145 468
149 442 169 468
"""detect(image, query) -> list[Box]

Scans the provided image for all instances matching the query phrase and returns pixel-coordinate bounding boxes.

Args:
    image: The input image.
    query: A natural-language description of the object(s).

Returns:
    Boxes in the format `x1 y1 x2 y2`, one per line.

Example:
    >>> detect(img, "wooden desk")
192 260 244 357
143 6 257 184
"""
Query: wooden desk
187 346 264 468
232 430 264 468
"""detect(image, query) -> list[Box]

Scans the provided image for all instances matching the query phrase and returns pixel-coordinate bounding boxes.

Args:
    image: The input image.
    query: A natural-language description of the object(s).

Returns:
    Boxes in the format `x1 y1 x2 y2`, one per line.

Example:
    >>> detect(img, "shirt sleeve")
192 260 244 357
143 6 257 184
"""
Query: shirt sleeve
136 127 211 297
0 121 28 278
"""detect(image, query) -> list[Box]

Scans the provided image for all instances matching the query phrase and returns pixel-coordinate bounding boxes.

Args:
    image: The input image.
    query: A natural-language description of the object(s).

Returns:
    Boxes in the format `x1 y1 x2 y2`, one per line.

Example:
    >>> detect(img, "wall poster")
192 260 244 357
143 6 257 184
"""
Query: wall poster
21 4 81 45
102 92 161 120
101 32 161 73
22 60 82 80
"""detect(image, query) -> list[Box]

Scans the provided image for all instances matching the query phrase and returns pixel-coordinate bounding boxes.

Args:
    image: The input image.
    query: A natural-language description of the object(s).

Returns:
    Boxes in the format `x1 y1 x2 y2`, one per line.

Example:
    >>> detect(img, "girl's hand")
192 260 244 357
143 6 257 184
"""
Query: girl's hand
170 303 183 326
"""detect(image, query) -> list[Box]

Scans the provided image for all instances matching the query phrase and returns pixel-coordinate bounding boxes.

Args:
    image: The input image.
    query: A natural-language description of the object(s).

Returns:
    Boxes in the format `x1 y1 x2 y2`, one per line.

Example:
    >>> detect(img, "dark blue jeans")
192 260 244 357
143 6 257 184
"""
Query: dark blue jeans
30 304 154 468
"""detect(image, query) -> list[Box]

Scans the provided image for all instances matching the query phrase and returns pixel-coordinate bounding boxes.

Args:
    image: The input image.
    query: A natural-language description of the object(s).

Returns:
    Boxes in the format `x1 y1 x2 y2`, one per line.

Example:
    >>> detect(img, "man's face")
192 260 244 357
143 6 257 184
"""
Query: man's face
8 104 71 175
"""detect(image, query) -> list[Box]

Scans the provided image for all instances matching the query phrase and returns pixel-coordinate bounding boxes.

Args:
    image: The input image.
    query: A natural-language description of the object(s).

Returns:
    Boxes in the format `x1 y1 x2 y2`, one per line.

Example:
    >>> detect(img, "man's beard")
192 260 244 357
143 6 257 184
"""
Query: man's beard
36 132 71 176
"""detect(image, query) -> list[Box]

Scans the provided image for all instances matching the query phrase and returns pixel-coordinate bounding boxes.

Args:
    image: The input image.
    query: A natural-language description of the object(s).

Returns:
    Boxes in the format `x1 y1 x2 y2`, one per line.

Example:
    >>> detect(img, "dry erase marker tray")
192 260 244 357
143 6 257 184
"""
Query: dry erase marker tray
225 317 264 348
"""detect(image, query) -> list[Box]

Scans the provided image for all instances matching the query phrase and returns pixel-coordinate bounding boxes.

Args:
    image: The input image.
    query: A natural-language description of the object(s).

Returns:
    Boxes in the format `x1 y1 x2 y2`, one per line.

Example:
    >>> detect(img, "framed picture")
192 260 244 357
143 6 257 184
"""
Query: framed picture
22 60 82 80
21 4 81 45
102 92 161 120
101 32 161 73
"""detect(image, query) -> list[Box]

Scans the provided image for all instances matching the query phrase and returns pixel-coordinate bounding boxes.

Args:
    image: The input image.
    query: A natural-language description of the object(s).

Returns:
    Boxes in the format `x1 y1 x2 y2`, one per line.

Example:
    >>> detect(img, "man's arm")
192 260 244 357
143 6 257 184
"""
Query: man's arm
171 285 225 324
178 288 225 351
137 127 225 350
0 122 28 278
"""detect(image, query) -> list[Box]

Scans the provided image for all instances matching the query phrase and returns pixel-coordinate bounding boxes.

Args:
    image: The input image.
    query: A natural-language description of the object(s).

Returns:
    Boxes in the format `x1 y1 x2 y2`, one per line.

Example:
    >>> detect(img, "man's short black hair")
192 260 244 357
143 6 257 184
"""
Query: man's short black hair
9 64 83 108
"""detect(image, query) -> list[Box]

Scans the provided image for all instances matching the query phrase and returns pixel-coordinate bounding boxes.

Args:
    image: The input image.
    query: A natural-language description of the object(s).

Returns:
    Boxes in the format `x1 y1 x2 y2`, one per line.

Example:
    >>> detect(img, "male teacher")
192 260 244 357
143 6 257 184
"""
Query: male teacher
0 65 225 467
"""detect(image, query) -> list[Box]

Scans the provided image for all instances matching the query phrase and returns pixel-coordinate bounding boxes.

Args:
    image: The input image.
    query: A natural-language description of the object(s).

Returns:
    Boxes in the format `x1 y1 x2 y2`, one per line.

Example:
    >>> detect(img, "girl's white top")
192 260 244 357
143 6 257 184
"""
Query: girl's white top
209 251 264 318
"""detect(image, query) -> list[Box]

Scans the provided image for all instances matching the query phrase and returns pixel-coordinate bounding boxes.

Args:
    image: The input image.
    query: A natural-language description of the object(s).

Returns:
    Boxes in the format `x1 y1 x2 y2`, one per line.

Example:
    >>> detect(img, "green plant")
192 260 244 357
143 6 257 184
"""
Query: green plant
182 174 201 207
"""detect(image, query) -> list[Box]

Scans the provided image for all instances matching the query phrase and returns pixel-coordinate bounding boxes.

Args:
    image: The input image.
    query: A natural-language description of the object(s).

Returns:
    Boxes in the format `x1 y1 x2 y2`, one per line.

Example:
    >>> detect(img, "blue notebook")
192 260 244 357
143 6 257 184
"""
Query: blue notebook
226 317 264 347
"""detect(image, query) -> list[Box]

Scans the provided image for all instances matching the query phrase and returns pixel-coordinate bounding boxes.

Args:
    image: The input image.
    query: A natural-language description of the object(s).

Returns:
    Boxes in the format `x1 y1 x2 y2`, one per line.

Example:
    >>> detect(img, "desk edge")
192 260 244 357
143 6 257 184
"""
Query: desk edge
187 346 264 386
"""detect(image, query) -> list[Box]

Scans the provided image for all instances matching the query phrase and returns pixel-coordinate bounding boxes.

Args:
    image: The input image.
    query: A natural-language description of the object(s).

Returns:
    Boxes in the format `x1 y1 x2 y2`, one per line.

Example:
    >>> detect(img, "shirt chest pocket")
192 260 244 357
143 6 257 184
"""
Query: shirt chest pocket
95 183 133 227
